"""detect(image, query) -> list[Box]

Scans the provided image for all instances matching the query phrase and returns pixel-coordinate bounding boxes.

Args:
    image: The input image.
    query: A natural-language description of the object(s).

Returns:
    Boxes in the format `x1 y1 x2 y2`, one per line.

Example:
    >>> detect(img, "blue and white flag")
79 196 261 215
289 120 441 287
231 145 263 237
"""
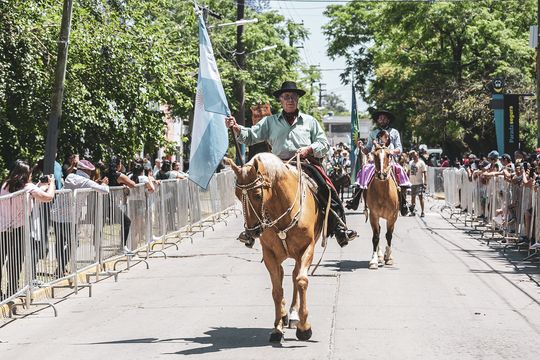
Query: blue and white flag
189 14 231 189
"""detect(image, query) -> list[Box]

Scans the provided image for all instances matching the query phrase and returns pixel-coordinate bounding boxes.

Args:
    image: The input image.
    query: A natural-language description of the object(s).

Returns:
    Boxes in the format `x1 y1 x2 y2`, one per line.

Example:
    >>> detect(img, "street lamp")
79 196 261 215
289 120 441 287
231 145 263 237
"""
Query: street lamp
247 45 277 56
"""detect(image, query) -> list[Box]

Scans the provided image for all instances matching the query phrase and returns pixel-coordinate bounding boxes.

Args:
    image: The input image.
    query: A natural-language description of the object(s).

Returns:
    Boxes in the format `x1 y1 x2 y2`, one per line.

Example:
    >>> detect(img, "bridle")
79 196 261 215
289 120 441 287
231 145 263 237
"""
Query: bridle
235 154 305 254
374 147 393 181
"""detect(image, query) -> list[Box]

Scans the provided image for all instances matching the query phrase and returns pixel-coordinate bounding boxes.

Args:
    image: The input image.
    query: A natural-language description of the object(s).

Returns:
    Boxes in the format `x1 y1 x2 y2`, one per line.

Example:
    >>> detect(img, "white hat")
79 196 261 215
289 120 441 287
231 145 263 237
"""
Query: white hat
77 159 95 171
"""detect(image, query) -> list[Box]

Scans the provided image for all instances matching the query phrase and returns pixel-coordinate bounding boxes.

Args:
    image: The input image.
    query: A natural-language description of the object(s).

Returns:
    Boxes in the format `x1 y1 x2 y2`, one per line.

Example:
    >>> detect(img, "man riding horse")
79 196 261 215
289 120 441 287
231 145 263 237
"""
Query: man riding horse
225 81 357 247
346 109 411 214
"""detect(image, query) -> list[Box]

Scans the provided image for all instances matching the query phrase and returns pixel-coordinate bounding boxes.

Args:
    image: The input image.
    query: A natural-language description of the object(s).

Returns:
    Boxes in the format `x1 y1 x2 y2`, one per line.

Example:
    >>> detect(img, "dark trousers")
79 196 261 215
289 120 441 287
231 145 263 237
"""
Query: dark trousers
0 227 25 299
105 205 131 247
52 221 73 276
120 210 131 246
297 162 347 235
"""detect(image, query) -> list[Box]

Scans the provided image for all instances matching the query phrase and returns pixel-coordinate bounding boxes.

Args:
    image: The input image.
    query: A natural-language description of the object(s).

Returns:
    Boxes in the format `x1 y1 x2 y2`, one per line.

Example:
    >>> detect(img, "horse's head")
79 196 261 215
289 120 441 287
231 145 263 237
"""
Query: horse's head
372 144 393 181
225 153 296 239
224 157 269 238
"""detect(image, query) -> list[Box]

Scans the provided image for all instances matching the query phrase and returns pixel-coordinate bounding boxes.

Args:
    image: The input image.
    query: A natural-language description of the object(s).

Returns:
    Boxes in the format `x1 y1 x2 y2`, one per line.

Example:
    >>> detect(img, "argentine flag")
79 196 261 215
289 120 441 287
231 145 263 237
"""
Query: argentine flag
189 14 230 189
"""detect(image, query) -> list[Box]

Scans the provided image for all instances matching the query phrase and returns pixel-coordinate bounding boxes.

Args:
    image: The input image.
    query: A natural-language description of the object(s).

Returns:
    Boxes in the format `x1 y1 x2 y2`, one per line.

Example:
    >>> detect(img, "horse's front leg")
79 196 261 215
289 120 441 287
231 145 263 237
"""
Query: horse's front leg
288 261 300 329
295 242 315 340
384 217 397 266
263 250 287 343
369 215 381 270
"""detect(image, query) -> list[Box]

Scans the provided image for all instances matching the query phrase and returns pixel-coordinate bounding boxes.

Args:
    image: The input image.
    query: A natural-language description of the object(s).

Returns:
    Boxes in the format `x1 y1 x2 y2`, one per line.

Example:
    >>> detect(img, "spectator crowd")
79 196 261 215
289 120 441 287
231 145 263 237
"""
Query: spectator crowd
0 153 189 300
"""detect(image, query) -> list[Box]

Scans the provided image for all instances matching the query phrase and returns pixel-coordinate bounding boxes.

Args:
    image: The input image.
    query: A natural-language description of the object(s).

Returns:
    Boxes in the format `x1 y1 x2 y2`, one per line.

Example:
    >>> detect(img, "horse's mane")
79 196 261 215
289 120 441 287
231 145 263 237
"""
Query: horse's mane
244 153 296 184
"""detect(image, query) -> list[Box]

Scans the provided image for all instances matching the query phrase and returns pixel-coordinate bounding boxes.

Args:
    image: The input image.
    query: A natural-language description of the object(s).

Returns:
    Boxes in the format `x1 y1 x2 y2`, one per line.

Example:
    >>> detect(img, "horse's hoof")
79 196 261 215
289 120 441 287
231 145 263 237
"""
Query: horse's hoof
296 327 312 341
385 259 394 266
369 262 378 270
282 314 289 327
269 331 284 343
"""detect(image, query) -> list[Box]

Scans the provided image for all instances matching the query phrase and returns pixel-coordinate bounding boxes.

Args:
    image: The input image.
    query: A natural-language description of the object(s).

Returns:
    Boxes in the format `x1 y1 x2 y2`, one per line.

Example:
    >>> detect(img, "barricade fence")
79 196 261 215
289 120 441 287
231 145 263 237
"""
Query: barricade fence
436 167 540 261
0 170 236 315
426 167 446 199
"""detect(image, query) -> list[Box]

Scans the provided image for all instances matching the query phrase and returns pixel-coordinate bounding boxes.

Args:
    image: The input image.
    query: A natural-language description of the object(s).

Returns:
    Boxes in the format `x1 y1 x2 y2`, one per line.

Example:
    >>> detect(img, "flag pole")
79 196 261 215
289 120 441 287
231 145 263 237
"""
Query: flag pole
231 128 244 166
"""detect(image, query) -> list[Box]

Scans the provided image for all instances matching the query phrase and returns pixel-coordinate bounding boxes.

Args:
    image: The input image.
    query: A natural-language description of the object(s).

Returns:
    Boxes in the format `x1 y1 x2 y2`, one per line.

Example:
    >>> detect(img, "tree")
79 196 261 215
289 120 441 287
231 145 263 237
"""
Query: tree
324 0 536 156
323 92 347 114
0 0 309 177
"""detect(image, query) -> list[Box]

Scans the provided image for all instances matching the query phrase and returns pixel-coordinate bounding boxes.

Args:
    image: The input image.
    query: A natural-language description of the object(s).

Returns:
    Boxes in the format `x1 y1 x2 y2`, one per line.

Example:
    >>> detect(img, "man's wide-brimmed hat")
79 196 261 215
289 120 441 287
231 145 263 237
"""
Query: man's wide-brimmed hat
371 109 395 122
273 81 306 98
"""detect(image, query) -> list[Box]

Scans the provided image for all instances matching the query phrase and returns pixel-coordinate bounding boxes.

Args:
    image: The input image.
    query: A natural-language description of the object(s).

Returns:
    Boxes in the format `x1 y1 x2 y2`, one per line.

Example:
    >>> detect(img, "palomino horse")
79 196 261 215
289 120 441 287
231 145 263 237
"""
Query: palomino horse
330 163 351 201
365 145 399 269
224 153 323 343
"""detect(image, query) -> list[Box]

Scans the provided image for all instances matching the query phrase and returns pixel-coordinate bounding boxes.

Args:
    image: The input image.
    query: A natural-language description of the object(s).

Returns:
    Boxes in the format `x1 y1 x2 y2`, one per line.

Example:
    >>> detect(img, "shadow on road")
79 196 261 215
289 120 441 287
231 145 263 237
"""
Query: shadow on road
318 259 370 272
166 327 310 355
87 327 309 355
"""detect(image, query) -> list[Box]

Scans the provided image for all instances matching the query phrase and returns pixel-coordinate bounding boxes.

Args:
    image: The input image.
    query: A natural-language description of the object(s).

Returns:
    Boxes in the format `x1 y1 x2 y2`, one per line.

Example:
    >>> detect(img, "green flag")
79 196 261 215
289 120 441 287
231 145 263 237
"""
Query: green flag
350 84 359 183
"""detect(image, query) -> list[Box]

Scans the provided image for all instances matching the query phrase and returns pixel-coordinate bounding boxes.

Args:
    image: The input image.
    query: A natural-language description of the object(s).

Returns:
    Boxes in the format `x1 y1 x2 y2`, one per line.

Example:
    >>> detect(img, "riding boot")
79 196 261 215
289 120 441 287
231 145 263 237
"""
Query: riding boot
238 231 255 248
399 186 409 216
330 196 358 247
335 225 358 248
345 187 363 211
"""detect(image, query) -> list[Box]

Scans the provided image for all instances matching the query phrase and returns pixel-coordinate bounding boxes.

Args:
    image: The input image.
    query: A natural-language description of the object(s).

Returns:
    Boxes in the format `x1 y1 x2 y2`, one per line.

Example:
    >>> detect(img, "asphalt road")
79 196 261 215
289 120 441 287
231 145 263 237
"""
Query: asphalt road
1 199 539 359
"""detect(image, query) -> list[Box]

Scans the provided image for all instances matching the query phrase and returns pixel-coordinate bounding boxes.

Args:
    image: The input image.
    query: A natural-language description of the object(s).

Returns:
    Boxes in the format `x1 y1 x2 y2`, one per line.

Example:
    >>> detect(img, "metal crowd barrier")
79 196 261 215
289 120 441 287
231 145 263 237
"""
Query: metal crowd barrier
0 190 30 307
427 167 446 199
0 170 237 319
439 168 540 261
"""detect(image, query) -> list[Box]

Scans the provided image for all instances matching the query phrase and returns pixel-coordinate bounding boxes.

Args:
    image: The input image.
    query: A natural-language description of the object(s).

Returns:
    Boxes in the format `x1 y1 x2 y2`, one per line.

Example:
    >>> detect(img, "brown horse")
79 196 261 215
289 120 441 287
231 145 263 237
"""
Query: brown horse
224 153 323 343
365 145 399 269
330 163 351 201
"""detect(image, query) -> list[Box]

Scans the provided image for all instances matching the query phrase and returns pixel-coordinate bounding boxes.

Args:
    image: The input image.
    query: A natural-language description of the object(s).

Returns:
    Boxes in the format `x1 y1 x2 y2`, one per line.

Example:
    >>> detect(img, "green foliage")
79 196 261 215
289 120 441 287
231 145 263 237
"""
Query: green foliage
0 0 308 172
323 92 347 114
324 0 537 156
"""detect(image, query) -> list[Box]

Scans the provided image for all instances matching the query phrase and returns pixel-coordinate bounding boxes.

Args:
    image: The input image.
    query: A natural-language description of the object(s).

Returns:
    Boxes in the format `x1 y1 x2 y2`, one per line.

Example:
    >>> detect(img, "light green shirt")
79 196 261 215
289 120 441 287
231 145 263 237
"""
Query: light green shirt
237 111 329 160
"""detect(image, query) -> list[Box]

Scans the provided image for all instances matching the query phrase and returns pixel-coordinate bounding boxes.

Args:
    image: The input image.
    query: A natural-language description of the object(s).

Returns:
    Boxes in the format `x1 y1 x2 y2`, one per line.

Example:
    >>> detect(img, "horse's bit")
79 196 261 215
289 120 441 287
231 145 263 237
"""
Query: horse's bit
235 154 305 254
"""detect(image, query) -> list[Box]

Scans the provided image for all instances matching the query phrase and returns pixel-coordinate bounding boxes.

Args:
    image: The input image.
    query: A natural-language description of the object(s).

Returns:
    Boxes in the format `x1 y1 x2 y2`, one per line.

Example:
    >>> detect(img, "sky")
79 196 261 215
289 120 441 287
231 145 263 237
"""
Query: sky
268 0 368 112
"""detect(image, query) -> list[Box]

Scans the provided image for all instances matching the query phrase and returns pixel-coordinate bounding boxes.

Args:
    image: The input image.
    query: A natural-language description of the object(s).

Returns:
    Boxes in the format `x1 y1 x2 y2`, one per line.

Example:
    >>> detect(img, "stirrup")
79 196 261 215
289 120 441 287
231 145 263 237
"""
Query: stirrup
238 232 255 248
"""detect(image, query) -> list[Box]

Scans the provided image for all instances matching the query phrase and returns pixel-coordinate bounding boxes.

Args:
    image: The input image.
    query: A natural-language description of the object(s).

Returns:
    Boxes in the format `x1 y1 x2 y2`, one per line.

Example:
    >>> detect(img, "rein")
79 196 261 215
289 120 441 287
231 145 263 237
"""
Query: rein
236 153 305 256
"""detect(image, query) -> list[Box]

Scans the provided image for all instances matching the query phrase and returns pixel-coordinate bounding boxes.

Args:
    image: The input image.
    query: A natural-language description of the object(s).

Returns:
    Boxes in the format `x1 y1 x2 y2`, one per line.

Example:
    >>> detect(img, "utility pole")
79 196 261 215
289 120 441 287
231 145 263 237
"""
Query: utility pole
319 82 326 107
288 21 295 47
233 0 246 162
43 0 73 174
537 0 540 146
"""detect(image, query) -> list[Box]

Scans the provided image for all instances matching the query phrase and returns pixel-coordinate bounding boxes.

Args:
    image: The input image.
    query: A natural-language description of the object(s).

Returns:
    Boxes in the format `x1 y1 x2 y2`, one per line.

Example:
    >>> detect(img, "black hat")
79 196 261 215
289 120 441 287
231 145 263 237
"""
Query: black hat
273 81 306 98
371 109 395 122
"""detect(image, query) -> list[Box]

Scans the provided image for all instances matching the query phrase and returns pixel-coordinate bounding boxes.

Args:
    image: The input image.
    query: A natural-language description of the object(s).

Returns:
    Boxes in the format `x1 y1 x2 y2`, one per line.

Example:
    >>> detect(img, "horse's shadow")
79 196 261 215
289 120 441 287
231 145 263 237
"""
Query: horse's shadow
87 327 308 355
86 327 310 355
166 327 309 355
318 259 370 272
